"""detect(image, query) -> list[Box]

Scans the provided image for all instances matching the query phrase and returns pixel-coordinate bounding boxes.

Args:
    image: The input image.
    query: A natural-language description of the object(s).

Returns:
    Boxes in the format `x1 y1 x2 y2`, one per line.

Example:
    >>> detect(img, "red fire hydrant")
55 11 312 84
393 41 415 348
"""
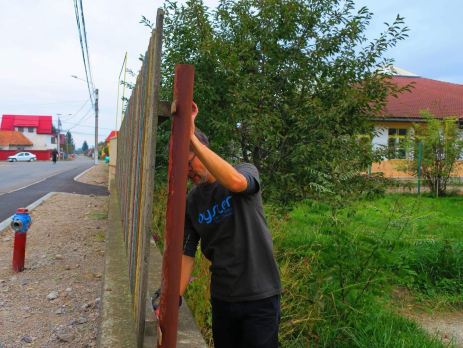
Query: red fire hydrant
11 208 32 272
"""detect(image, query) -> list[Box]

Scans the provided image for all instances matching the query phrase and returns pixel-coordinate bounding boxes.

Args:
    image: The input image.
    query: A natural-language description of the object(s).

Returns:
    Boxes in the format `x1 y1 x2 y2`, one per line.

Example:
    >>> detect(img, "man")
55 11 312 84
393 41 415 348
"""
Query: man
180 103 281 348
52 148 58 164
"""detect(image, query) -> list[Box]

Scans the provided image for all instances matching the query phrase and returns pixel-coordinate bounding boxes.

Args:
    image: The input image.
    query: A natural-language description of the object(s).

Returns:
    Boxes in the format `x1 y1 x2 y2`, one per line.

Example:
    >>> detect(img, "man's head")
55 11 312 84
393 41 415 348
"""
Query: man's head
188 129 210 185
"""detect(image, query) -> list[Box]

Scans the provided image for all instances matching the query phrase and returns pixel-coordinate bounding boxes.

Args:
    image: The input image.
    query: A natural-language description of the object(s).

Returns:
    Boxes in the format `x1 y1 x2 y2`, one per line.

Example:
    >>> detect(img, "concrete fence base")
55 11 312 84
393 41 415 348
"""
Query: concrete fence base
98 180 207 347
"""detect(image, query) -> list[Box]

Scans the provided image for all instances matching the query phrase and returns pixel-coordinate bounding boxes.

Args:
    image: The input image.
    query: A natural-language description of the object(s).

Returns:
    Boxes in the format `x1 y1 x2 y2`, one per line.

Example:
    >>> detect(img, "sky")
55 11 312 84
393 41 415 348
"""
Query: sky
0 0 461 149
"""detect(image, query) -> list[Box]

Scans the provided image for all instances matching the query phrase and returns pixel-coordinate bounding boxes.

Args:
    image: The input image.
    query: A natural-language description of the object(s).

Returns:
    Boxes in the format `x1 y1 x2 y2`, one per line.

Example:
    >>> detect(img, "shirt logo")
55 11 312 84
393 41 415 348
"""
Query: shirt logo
198 195 233 224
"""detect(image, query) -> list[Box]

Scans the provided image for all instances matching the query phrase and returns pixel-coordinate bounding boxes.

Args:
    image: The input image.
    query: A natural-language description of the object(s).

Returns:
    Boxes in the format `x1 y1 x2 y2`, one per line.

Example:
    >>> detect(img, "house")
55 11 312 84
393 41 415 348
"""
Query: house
0 114 57 160
0 131 34 160
371 69 463 177
105 130 118 143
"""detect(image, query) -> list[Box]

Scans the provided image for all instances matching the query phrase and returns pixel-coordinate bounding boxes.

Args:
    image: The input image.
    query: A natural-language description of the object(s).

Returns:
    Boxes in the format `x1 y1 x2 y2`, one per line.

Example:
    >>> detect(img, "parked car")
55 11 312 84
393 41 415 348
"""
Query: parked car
8 152 37 162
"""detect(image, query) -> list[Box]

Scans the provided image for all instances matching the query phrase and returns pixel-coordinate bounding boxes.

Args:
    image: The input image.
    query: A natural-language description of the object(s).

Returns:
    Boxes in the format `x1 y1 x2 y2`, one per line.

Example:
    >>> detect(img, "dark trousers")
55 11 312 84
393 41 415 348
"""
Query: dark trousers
211 295 280 348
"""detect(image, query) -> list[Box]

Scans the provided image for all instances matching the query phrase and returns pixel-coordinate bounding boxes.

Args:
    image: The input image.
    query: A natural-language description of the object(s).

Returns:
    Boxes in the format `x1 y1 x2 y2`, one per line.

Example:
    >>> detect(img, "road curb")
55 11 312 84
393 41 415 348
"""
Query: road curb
74 165 95 182
0 192 56 235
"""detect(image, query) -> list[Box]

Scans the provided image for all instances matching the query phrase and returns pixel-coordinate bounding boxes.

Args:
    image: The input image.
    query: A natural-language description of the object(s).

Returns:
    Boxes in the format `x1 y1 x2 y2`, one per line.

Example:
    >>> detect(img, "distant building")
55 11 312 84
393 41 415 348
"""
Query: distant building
105 130 118 143
371 69 463 177
0 131 33 150
0 114 57 160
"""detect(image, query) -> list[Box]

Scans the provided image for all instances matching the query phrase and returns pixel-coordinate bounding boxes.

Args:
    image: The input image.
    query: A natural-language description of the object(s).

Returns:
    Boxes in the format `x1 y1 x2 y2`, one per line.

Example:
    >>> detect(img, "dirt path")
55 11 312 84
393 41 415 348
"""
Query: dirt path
409 311 463 347
0 164 108 347
393 288 463 347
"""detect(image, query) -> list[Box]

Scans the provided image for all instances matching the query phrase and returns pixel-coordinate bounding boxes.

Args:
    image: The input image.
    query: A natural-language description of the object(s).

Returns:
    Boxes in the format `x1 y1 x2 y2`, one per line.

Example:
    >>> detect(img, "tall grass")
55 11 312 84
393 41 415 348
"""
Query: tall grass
152 187 462 347
270 195 462 346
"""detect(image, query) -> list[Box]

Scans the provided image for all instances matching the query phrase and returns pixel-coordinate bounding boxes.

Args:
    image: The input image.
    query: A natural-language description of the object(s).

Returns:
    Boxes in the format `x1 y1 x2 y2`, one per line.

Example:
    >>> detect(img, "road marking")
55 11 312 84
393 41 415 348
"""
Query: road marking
4 169 69 195
0 164 93 197
0 192 56 234
6 178 48 194
73 165 95 181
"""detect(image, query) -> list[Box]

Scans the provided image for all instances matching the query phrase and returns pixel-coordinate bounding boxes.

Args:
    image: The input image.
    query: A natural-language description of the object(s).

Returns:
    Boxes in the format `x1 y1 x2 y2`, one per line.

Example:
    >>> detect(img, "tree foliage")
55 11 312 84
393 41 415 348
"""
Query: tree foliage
409 110 463 196
64 131 75 154
159 0 408 202
82 140 89 153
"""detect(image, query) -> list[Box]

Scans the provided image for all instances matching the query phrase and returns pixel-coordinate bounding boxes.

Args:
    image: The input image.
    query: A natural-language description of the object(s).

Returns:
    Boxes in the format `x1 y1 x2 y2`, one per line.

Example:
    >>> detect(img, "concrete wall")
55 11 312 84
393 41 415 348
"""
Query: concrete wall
372 160 463 178
100 175 207 348
109 137 117 166
15 127 55 150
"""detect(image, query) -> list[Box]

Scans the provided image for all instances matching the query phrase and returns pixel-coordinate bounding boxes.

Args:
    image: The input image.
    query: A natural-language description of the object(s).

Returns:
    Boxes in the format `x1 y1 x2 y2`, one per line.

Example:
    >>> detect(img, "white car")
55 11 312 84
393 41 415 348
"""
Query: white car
8 152 37 162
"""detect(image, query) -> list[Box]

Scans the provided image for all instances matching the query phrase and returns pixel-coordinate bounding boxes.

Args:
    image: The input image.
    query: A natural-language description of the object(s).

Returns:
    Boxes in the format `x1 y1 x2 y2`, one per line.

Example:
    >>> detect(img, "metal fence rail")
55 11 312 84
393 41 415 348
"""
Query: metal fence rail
115 9 164 346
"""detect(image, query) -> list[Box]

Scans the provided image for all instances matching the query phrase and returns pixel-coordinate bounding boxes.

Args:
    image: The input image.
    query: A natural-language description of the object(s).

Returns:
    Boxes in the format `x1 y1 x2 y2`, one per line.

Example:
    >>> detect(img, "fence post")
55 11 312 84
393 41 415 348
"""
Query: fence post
158 64 194 348
417 140 423 194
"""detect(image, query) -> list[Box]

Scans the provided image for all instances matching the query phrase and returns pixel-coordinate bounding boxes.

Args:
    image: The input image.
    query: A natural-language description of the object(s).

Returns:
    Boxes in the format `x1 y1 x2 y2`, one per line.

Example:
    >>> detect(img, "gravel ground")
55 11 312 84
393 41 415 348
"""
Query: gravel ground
0 164 108 347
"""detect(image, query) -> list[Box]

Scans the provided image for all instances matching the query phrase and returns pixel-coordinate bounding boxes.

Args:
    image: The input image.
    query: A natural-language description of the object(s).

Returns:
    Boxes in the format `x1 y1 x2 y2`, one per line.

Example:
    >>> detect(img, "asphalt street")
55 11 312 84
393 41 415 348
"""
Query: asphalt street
0 159 108 222
0 158 88 194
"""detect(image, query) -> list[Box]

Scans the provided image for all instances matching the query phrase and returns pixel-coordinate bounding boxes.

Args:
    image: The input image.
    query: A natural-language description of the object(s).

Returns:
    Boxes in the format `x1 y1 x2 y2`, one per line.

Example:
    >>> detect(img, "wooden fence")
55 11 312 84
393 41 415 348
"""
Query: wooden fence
115 9 164 346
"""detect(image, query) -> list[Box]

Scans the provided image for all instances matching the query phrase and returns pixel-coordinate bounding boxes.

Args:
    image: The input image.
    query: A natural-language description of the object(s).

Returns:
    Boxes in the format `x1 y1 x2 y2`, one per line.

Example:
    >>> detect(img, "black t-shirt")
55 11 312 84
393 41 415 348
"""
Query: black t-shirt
183 163 281 302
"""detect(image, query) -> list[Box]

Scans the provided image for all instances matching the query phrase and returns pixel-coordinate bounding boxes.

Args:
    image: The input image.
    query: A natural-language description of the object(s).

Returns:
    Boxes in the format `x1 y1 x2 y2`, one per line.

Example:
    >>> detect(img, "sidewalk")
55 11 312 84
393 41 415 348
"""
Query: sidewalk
0 164 206 347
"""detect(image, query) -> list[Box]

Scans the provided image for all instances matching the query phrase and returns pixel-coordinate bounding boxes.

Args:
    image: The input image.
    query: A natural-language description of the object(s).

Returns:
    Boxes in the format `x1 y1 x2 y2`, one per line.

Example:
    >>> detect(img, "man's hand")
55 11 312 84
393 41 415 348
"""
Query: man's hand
151 288 183 321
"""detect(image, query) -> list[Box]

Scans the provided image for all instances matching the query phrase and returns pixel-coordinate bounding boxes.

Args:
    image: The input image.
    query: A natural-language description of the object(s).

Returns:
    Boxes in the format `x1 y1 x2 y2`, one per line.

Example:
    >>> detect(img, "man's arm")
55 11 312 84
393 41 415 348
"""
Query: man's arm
180 255 195 296
191 135 248 192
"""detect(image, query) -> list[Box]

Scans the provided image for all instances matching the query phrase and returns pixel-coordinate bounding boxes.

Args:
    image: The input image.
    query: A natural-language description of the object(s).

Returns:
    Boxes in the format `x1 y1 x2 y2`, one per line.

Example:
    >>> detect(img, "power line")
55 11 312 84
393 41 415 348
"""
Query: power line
53 99 92 123
67 107 93 131
61 121 113 132
70 98 91 117
73 0 95 105
79 0 95 93
66 130 106 138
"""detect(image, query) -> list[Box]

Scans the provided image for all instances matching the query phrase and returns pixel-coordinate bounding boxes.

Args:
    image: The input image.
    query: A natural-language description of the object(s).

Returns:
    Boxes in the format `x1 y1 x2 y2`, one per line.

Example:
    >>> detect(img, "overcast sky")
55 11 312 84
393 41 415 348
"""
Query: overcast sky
0 0 461 148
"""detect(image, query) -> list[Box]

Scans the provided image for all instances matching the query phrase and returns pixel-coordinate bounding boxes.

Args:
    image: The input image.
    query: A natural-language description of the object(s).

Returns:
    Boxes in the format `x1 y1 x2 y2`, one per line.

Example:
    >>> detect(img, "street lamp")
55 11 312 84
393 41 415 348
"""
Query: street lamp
71 75 87 83
71 75 99 165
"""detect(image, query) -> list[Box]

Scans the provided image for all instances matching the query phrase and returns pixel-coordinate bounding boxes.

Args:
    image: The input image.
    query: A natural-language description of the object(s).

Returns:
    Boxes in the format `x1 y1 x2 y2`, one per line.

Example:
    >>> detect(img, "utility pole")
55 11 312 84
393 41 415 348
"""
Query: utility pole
94 89 99 165
57 117 61 154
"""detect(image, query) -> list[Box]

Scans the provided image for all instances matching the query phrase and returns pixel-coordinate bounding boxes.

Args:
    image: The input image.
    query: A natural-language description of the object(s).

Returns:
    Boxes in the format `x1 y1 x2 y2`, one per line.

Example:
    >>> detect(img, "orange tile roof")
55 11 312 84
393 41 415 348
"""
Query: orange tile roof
0 131 33 146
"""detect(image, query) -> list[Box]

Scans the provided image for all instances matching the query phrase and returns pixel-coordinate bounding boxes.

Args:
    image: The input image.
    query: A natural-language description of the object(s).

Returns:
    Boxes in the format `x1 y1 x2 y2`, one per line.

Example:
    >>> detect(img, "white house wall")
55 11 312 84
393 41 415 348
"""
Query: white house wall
15 128 55 150
372 126 388 149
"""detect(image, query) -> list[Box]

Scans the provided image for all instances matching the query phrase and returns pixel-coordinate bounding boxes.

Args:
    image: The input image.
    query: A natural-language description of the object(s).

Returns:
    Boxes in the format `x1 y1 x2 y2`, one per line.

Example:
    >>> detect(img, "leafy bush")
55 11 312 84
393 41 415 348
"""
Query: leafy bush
397 240 463 295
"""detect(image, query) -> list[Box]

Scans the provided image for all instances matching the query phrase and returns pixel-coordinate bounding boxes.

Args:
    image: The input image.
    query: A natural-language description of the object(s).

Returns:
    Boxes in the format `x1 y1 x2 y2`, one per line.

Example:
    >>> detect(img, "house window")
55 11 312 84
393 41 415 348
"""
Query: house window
51 137 56 144
387 128 408 159
28 127 34 133
17 127 24 132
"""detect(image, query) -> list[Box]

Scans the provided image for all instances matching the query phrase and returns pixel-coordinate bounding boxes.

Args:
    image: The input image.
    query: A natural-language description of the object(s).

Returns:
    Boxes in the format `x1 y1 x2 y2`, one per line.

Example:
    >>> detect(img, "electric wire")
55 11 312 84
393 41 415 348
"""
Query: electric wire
67 107 93 131
79 0 95 93
70 98 91 117
61 121 112 132
73 0 95 105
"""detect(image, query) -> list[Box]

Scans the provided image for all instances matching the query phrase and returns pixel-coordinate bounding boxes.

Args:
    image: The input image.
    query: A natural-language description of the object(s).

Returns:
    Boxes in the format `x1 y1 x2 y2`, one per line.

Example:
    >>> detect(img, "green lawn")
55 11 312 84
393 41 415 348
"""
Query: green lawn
270 194 463 347
183 194 463 347
282 194 463 244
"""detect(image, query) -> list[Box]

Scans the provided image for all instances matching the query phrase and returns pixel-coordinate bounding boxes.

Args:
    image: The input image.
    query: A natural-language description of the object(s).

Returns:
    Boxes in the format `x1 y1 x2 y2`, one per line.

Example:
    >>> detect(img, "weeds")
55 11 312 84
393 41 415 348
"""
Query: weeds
87 211 107 220
151 183 462 346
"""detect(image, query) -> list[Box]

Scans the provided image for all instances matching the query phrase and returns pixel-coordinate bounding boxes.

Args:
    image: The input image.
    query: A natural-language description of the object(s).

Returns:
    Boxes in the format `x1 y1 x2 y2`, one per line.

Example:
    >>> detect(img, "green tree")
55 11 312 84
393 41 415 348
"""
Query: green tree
82 140 89 153
159 0 408 203
64 131 75 154
410 110 463 196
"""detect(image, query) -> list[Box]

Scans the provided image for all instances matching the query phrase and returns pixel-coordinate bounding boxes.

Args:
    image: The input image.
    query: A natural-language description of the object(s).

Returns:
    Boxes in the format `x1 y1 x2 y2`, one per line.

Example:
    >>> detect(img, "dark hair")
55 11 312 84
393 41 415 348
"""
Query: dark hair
195 128 209 147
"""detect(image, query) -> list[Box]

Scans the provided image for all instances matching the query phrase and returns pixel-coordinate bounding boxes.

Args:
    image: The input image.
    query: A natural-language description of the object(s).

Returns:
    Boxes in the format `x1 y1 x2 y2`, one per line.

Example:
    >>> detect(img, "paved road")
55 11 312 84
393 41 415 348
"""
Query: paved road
0 157 89 194
0 157 108 222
